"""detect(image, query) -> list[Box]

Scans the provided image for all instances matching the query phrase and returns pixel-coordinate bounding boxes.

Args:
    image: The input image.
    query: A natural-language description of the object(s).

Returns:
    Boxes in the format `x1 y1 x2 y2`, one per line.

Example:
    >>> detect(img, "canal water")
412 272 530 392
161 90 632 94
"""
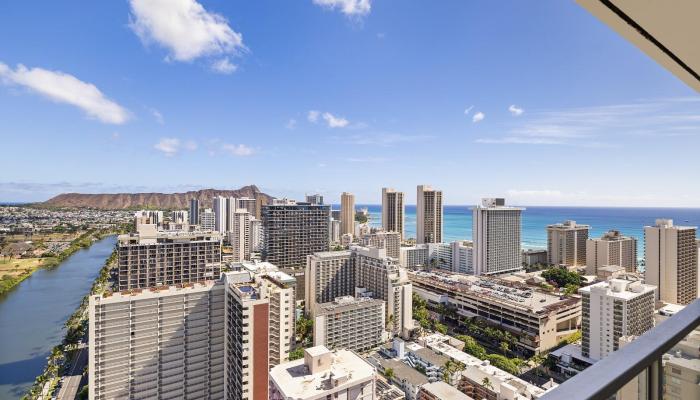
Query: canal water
0 235 116 399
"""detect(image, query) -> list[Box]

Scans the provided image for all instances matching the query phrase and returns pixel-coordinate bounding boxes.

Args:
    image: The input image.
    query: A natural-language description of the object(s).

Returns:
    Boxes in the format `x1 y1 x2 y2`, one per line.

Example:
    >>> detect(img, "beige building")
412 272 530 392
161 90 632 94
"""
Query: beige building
579 279 656 361
269 346 376 400
341 192 356 236
382 188 405 240
547 220 589 267
314 296 386 352
418 381 472 400
360 231 401 259
416 185 442 244
228 208 251 262
644 219 698 305
663 329 700 400
116 225 222 290
586 230 638 275
305 250 355 316
410 271 581 354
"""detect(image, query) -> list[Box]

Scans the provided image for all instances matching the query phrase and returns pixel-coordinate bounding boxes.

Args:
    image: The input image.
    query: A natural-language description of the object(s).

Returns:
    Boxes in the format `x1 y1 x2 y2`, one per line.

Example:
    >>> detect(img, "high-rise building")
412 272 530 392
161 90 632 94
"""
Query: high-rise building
313 296 386 352
189 198 200 225
250 218 263 252
416 185 443 244
269 346 376 400
117 225 222 290
586 230 638 275
253 268 296 367
452 240 474 275
262 203 331 269
547 220 589 267
399 245 430 269
579 279 656 361
359 231 401 259
213 196 228 233
354 246 413 337
228 209 251 262
237 197 257 216
644 219 698 305
305 250 355 315
200 208 215 231
305 193 324 205
254 194 269 220
329 219 341 244
472 198 524 275
340 192 355 236
225 197 237 234
134 210 163 229
171 210 188 224
381 188 405 240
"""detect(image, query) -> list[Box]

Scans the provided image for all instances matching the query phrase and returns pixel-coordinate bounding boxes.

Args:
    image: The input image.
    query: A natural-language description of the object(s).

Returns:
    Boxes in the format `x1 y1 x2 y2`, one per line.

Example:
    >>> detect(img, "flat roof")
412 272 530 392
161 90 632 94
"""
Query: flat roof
316 296 385 315
95 280 220 303
269 349 375 398
375 358 429 386
421 381 473 400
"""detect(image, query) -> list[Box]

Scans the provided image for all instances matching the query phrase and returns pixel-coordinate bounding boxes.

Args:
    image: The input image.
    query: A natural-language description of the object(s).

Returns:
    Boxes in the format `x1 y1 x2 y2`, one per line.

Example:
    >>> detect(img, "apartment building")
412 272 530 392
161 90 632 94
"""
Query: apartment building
88 281 227 400
473 198 524 275
305 250 355 315
399 245 429 269
262 202 330 269
313 296 386 353
382 188 405 240
360 231 401 259
212 196 228 233
354 246 414 337
416 185 443 244
134 210 163 229
341 192 356 236
237 197 257 216
305 193 324 205
452 240 474 275
644 219 698 305
579 279 656 361
116 225 222 290
547 220 589 267
171 210 188 224
418 381 472 400
409 271 581 354
255 271 296 367
269 346 376 400
329 218 341 244
189 198 199 225
586 230 638 275
228 209 251 262
199 208 215 231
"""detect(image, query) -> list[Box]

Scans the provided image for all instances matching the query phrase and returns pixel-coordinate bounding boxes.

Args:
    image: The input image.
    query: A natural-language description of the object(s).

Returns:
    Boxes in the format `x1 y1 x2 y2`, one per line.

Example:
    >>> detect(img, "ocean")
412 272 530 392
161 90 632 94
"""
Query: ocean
352 204 700 255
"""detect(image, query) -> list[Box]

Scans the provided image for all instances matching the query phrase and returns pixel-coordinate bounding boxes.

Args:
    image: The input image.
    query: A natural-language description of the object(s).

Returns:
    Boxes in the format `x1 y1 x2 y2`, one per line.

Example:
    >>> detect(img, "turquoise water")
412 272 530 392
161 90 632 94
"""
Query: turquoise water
354 204 700 253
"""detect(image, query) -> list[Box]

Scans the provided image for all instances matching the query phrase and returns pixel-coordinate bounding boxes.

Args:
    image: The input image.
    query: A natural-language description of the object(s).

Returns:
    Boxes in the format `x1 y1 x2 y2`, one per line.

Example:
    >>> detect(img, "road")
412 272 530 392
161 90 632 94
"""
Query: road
56 344 87 400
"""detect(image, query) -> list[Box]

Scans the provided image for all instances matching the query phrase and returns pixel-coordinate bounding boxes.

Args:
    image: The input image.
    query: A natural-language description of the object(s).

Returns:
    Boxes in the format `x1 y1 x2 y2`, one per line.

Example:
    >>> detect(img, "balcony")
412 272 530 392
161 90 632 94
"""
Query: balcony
540 299 699 400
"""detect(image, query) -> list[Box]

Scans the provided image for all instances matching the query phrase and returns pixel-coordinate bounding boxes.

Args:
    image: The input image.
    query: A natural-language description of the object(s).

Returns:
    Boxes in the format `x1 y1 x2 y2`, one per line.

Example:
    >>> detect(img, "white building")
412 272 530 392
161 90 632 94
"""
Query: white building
314 296 387 352
416 185 443 244
579 279 656 361
212 196 228 233
400 245 429 269
382 188 405 240
250 218 263 252
452 240 474 275
228 208 251 262
472 198 524 275
329 219 341 244
269 346 376 400
360 231 401 259
644 219 698 305
199 208 215 231
171 210 188 224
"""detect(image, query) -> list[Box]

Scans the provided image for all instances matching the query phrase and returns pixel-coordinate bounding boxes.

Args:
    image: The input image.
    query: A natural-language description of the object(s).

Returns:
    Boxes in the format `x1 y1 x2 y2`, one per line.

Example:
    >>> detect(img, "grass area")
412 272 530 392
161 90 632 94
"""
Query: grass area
0 257 46 277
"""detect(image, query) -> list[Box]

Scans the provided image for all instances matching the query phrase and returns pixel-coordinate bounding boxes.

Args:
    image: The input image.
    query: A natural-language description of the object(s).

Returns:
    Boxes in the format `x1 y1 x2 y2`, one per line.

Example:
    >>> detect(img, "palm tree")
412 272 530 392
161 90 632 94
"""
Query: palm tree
481 377 493 391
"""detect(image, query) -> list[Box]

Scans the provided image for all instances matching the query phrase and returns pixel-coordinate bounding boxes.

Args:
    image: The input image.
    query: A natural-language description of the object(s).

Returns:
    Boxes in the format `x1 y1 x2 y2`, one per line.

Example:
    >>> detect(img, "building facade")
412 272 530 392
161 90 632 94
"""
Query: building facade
416 185 442 244
382 188 405 240
360 231 401 259
586 230 638 275
644 219 698 305
547 220 589 267
189 198 200 225
305 250 355 316
313 296 386 352
341 192 356 237
472 198 524 276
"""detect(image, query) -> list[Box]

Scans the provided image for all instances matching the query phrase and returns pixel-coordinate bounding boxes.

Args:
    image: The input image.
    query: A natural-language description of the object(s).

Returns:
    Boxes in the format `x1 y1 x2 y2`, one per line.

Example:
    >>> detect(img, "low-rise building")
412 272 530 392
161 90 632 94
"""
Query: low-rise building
314 296 387 353
418 381 473 400
269 346 376 400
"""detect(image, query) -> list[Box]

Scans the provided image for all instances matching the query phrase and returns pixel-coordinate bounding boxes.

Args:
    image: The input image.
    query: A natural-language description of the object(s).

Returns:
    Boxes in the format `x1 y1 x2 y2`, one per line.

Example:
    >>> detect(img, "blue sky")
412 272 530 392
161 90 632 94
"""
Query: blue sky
0 0 698 206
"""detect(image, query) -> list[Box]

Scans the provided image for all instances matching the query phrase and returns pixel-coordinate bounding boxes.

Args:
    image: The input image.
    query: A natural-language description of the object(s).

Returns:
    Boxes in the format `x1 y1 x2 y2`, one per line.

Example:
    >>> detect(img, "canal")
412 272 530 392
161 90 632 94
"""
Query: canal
0 235 116 399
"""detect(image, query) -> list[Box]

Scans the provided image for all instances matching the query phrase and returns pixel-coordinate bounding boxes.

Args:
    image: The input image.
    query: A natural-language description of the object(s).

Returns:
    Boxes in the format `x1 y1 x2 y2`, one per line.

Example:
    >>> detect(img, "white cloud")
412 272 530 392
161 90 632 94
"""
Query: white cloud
508 104 524 116
0 62 129 124
312 0 371 17
222 143 254 156
128 0 245 63
210 57 237 74
151 108 164 124
183 140 198 151
340 133 433 146
307 110 320 123
322 112 349 128
286 118 297 130
464 105 474 115
472 112 485 123
154 137 181 156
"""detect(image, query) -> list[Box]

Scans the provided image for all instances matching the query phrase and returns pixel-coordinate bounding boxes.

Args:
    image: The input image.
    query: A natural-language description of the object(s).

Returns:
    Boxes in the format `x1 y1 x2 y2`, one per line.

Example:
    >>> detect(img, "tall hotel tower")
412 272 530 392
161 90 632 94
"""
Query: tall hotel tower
340 192 355 236
416 185 442 244
644 219 698 305
381 187 405 240
472 198 524 275
189 198 200 225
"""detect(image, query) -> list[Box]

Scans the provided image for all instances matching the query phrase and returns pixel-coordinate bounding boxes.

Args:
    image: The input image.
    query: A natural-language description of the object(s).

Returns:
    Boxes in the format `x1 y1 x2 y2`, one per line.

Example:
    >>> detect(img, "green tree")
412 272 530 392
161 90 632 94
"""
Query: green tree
481 377 493 390
499 341 509 355
289 347 304 361
541 267 582 288
384 367 395 381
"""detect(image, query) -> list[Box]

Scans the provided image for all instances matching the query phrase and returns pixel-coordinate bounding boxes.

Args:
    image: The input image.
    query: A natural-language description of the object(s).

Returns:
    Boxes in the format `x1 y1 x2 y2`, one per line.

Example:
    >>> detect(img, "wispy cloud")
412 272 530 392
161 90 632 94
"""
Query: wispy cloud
0 62 130 124
307 110 320 123
508 104 524 116
338 133 434 146
312 0 371 17
322 112 349 128
129 0 245 70
345 156 387 163
504 188 692 207
150 108 164 124
464 105 474 115
285 118 297 130
472 112 485 123
222 143 254 156
477 98 700 146
154 138 181 156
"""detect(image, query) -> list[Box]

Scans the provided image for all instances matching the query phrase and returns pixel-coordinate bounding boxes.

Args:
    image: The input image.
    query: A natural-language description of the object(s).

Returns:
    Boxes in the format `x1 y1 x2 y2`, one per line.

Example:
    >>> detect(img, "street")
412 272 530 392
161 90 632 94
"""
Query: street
55 344 87 400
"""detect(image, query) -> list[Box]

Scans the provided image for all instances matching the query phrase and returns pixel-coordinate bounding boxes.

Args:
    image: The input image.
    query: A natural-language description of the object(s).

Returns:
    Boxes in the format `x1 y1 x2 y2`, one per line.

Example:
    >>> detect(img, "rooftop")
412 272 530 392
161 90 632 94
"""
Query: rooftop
316 296 385 315
579 279 656 300
421 381 474 400
95 280 220 303
375 358 429 387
